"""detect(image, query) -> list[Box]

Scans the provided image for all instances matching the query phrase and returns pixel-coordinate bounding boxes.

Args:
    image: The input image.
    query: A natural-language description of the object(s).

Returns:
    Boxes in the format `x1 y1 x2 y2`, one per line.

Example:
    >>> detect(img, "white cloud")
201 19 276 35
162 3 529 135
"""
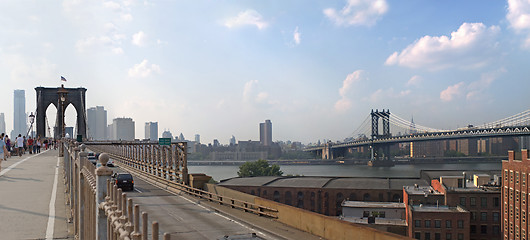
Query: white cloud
242 80 273 107
324 0 388 27
507 0 530 49
293 27 301 45
121 13 133 22
507 0 530 32
224 9 268 30
103 1 121 10
385 22 500 70
466 68 505 100
407 75 422 86
364 88 410 102
132 31 147 46
112 47 124 54
128 59 161 78
440 82 465 102
335 70 365 111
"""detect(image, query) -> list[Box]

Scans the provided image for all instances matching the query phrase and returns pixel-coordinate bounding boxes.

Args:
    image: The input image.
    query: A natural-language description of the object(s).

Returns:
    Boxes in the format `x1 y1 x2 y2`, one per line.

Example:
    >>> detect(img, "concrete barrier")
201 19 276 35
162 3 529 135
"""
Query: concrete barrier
205 184 410 240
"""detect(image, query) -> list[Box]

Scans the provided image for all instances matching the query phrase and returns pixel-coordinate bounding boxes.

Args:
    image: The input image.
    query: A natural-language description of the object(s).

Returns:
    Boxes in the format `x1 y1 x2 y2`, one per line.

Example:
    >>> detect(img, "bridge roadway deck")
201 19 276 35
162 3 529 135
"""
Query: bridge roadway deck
0 149 73 240
112 164 323 240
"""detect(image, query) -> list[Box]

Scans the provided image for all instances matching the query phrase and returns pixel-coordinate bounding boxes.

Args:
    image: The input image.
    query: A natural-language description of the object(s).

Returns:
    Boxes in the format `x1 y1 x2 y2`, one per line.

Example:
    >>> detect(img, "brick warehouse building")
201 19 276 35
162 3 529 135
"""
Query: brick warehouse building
502 149 530 240
218 176 430 216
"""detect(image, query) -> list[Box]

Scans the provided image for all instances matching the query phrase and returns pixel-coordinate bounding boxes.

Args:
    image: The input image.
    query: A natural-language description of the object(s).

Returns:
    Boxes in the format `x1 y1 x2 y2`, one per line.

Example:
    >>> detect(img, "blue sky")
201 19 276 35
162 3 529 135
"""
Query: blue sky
1 0 529 144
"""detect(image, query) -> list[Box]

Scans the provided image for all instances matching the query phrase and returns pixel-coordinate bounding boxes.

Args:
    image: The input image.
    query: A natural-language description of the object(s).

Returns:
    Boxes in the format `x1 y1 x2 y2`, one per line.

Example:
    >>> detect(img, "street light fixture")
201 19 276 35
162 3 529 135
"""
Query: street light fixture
29 112 35 137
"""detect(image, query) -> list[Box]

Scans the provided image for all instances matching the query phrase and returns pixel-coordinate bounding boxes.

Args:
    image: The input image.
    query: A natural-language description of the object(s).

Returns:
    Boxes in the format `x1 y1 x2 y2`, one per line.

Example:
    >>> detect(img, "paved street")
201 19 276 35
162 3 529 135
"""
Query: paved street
0 149 72 240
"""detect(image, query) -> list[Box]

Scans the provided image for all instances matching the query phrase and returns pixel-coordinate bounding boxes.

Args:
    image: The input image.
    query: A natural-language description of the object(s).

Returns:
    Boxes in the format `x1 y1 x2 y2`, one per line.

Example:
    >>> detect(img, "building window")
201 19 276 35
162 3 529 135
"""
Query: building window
517 172 520 184
471 225 476 233
363 193 370 201
457 220 464 228
493 212 500 222
435 233 441 240
523 173 526 186
494 197 500 207
415 220 421 227
273 191 280 202
297 191 304 208
471 211 477 220
481 225 487 234
363 211 370 217
445 233 452 240
493 226 500 235
504 170 508 182
425 232 431 240
470 197 476 206
425 220 431 228
435 220 441 228
481 212 487 221
460 197 466 206
481 197 487 207
415 232 421 239
445 220 452 228
457 233 464 240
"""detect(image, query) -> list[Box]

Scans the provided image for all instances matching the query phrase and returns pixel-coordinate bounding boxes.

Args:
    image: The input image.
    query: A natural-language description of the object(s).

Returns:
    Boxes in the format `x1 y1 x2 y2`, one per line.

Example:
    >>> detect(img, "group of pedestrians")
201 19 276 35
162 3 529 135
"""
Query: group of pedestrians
0 133 56 173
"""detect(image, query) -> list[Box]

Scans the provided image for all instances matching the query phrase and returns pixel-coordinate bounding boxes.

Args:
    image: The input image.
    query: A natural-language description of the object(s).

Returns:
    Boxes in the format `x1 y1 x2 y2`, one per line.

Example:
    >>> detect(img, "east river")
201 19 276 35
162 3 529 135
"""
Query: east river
188 162 502 182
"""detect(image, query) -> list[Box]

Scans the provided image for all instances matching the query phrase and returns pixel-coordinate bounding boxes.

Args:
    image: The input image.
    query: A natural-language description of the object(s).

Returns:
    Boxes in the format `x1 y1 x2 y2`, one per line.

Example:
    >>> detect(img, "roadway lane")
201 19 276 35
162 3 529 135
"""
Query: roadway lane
0 149 72 240
118 169 271 240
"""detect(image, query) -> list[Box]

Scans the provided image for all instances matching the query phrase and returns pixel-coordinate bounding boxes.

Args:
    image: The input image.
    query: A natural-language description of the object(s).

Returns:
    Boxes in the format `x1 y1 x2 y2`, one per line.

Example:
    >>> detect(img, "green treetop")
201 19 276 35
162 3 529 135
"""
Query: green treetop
237 159 283 177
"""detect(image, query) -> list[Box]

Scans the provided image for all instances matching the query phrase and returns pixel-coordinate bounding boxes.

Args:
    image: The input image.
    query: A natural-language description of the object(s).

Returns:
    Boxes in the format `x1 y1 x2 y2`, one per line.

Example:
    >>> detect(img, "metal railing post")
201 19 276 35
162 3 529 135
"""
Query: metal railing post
96 153 113 239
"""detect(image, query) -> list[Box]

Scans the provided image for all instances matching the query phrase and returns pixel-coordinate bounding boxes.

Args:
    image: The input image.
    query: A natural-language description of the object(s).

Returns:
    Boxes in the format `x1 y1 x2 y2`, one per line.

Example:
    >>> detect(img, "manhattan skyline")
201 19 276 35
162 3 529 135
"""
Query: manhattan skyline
0 0 529 144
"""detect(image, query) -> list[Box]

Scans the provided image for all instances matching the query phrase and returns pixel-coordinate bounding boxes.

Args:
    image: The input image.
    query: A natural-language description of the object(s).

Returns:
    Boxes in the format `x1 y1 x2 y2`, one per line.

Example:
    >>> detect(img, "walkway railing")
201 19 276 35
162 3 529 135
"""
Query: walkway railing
87 142 278 218
62 140 171 240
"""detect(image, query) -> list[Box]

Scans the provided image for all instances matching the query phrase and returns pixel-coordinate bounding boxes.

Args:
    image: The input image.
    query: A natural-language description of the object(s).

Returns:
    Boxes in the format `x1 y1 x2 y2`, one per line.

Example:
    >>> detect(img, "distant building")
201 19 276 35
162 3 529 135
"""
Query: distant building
260 119 272 146
213 139 220 147
65 127 74 138
12 90 26 137
502 149 530 240
162 130 173 139
194 134 200 144
179 133 185 141
87 106 107 140
109 117 135 140
145 122 158 141
341 201 407 236
0 113 5 134
230 135 236 146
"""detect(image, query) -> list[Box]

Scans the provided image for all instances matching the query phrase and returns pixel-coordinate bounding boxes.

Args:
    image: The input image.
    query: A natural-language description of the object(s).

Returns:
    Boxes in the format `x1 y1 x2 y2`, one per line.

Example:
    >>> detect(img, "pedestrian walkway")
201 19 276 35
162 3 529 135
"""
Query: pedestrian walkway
0 150 73 239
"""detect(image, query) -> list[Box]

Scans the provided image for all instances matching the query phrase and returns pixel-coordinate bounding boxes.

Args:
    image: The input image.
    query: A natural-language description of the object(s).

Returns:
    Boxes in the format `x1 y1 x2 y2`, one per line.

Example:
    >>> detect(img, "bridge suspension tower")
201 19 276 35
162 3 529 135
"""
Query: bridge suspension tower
369 109 395 166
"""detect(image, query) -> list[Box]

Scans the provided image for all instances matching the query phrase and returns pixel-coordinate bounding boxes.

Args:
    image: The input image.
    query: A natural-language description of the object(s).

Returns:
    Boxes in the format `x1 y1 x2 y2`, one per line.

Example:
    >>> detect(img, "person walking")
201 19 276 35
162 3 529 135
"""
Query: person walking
16 134 24 157
5 135 11 159
36 138 41 153
28 137 34 154
0 133 7 172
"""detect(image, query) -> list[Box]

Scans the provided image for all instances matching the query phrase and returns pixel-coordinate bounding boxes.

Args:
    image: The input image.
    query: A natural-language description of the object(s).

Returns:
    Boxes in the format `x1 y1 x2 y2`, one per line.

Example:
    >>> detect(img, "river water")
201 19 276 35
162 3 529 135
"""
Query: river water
188 162 502 182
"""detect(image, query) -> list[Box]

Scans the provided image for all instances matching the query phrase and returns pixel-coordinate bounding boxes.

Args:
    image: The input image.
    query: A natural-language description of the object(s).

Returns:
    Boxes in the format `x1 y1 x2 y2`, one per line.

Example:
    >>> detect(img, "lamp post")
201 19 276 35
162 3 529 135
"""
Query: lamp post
57 84 68 157
28 112 35 138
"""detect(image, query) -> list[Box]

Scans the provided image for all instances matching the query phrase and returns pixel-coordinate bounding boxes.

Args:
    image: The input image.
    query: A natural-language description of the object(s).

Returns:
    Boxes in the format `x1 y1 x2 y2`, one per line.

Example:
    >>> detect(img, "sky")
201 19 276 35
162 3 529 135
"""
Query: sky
0 0 529 145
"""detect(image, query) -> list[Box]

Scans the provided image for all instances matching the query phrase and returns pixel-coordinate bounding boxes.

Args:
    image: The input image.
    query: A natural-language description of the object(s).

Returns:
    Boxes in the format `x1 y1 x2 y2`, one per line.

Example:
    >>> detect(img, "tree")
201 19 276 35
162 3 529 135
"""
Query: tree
237 159 283 177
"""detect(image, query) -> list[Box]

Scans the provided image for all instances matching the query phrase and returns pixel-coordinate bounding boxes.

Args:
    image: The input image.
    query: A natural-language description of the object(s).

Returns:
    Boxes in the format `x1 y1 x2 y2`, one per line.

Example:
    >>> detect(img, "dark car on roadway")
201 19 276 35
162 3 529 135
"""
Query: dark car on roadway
88 153 97 165
111 172 134 191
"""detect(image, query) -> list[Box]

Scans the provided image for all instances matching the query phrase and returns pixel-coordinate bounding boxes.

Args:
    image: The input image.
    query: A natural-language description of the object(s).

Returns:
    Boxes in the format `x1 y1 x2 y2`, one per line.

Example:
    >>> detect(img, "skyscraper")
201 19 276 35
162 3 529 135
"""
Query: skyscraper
259 119 272 146
109 117 135 140
87 106 107 140
145 122 158 141
194 134 200 144
0 113 5 134
12 90 26 137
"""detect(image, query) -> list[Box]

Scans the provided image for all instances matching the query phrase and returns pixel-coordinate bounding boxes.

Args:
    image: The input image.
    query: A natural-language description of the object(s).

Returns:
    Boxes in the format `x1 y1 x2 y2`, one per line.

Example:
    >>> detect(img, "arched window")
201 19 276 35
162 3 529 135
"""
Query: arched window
262 190 268 198
324 192 329 215
297 191 304 208
273 191 280 202
392 194 401 202
250 190 255 195
310 192 316 211
336 192 344 216
285 191 292 205
349 193 357 201
363 193 371 201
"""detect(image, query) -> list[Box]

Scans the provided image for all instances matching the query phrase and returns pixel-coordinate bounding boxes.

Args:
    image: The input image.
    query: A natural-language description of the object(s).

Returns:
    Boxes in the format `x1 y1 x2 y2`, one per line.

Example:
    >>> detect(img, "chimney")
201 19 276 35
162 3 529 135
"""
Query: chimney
509 150 515 162
522 149 528 160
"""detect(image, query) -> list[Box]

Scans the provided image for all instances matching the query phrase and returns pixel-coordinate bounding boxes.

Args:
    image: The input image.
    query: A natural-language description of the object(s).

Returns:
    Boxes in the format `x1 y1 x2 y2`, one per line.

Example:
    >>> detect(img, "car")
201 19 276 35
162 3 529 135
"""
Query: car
107 158 115 167
88 154 97 165
111 172 134 191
